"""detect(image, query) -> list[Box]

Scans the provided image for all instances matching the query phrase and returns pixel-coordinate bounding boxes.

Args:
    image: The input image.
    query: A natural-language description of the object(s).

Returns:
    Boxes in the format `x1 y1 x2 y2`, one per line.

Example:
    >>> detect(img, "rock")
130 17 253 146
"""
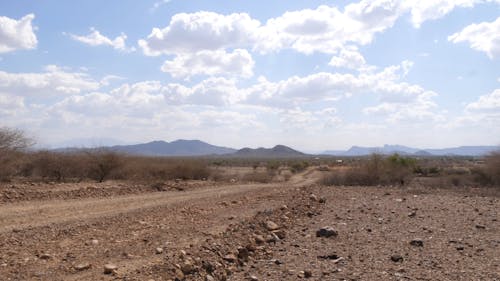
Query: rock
264 221 280 231
181 260 195 274
91 239 99 245
39 253 52 260
316 227 338 238
206 275 215 281
238 247 249 262
309 194 318 201
103 263 117 274
272 229 286 239
410 239 424 247
74 263 91 271
223 254 237 263
253 234 265 244
390 255 404 262
155 247 164 254
174 268 185 280
408 211 417 218
249 275 259 280
304 270 313 278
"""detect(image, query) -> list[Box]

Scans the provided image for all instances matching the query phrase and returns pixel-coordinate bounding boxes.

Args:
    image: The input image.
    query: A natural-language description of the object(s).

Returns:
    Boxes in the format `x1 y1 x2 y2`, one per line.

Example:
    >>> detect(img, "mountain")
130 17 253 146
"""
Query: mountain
108 140 236 156
323 145 499 156
232 145 306 158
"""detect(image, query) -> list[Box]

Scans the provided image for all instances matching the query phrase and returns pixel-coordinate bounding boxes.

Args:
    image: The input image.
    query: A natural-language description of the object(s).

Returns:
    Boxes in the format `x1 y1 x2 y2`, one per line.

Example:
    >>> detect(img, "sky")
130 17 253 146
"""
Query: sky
0 0 499 151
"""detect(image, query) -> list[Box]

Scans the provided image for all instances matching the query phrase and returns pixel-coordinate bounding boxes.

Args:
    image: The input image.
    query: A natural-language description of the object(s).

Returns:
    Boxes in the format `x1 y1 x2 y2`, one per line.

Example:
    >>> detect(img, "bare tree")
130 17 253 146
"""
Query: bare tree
0 127 33 152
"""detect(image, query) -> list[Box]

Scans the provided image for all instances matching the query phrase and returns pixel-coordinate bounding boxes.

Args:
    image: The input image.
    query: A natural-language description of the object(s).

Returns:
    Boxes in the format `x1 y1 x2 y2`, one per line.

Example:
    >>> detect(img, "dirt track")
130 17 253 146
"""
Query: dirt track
0 169 499 280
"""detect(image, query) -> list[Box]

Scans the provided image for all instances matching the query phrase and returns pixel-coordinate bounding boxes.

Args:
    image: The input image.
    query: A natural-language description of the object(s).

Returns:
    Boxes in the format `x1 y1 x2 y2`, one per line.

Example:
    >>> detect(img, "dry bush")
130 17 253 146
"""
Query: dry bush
241 171 274 183
0 127 33 181
322 153 417 186
484 151 500 185
116 156 211 182
22 151 89 182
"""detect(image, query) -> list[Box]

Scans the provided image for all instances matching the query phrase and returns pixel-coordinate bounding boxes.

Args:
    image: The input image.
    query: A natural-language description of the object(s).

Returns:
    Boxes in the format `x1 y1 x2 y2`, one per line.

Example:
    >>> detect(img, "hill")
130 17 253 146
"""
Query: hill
109 140 236 156
323 144 499 156
232 145 306 158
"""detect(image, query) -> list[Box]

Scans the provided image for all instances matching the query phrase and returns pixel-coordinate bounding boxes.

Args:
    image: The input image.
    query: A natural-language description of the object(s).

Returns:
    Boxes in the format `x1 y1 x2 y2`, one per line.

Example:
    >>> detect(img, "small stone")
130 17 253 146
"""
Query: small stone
272 229 286 239
304 270 313 278
319 197 326 203
390 255 404 262
254 234 265 244
181 260 195 274
249 275 259 281
408 211 416 218
39 253 52 260
175 268 185 280
264 221 280 231
316 227 338 238
309 194 318 201
475 224 486 229
155 247 164 254
410 239 424 247
223 254 237 263
91 239 99 245
238 247 249 262
206 275 215 281
74 263 91 271
103 263 117 274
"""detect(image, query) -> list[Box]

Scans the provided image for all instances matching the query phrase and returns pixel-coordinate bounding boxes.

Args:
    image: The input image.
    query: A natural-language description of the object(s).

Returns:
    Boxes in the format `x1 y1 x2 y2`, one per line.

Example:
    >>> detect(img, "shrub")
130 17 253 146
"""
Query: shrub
0 127 33 181
322 153 417 186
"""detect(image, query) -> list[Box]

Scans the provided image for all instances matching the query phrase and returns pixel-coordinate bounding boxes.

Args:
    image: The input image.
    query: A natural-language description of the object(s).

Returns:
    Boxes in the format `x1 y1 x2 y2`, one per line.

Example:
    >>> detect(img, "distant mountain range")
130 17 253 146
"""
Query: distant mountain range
231 145 305 158
108 140 236 156
322 144 499 156
55 140 498 157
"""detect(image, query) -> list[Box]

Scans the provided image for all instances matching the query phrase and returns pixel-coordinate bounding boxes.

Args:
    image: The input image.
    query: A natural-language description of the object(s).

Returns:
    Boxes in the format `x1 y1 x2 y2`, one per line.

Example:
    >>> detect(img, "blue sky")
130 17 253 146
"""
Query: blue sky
0 0 499 151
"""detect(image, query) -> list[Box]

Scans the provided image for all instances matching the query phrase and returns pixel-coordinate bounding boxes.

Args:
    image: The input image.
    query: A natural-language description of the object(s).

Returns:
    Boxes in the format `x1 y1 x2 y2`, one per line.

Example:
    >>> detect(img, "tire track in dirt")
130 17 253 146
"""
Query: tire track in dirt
0 183 273 233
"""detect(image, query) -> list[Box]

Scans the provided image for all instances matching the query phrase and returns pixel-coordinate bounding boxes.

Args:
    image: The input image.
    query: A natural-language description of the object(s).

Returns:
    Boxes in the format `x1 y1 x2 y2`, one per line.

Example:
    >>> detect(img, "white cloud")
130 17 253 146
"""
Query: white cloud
138 1 499 57
68 28 135 52
0 65 100 97
0 14 37 53
161 49 254 79
138 11 261 56
0 93 25 117
328 46 368 70
448 17 500 59
405 0 479 28
466 88 500 112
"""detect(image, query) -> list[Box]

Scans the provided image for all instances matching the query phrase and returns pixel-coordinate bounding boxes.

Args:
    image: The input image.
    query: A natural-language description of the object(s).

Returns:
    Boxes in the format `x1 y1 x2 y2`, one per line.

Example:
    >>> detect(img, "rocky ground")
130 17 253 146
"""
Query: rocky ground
0 170 498 280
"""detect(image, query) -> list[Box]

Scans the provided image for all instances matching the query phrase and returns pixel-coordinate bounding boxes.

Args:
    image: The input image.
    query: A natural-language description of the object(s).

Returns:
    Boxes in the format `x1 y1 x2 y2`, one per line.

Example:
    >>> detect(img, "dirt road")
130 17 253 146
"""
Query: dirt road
0 170 498 280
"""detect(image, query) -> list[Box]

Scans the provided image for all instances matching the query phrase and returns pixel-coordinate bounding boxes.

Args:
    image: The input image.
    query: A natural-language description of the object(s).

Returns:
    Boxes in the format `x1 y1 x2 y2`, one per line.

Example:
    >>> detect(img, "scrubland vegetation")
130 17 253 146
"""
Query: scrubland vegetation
1 127 498 188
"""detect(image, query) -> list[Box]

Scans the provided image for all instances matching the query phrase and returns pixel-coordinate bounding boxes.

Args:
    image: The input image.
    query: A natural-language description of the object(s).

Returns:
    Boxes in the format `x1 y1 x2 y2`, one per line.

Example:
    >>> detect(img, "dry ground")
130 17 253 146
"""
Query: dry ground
0 168 498 280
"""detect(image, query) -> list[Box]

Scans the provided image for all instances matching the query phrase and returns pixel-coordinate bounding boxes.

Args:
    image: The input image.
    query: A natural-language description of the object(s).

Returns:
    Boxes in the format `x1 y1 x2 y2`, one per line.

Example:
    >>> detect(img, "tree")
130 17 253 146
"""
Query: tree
0 127 33 181
0 127 33 152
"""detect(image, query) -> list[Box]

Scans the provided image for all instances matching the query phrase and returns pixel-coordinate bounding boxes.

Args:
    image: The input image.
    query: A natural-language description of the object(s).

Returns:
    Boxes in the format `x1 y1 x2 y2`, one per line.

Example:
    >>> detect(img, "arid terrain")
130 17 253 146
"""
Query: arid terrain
0 168 498 281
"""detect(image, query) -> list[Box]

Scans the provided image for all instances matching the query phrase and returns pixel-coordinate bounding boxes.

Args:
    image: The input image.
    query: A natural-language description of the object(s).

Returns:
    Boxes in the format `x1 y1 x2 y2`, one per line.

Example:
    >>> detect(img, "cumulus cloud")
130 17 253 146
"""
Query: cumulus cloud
328 46 369 70
0 93 25 117
67 27 135 52
138 11 260 56
405 0 479 28
0 14 37 53
139 1 492 57
161 49 254 79
466 88 500 112
448 17 500 59
0 65 100 97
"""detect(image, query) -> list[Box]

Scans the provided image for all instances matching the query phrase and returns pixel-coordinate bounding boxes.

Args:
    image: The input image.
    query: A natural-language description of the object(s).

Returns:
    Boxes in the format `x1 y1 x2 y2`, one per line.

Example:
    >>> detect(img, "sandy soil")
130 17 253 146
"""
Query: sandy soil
0 169 498 280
